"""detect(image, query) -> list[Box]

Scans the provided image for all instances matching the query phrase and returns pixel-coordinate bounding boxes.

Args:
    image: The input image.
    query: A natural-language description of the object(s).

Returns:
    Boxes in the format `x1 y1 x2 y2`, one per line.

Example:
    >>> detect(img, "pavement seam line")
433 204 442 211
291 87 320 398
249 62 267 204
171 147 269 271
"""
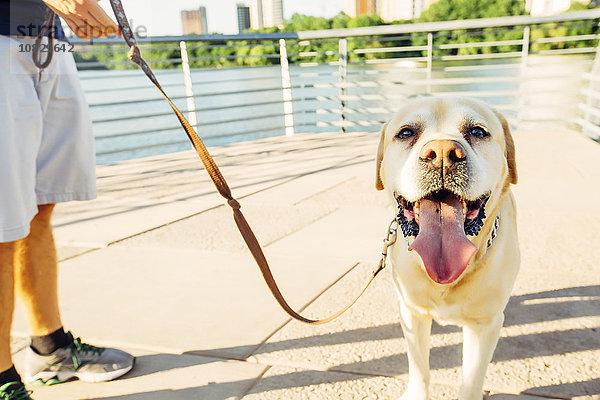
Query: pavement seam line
57 246 104 262
93 132 373 189
237 365 271 400
245 261 365 359
291 176 358 206
102 154 371 248
261 207 340 248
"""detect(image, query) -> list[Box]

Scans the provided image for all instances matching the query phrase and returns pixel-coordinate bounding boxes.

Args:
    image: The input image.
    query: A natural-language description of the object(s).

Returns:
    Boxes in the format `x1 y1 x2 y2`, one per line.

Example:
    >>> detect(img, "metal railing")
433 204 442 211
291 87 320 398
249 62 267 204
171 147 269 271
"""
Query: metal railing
71 10 600 164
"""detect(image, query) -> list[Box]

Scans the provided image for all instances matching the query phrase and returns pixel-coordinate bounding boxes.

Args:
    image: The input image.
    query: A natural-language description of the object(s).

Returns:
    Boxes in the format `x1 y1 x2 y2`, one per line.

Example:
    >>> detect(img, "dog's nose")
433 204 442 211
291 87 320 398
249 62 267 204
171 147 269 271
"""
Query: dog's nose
420 140 467 170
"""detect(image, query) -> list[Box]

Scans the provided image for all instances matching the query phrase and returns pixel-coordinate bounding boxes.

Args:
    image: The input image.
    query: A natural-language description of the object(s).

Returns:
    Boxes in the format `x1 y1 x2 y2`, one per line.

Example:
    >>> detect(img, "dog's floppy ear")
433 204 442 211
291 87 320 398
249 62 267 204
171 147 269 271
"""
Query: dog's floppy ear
494 110 517 185
375 121 389 191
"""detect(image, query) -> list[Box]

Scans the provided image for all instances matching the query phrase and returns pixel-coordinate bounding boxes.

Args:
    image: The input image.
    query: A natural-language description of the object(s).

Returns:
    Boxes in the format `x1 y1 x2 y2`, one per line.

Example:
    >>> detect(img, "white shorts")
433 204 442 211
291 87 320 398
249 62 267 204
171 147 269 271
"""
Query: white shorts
0 35 97 242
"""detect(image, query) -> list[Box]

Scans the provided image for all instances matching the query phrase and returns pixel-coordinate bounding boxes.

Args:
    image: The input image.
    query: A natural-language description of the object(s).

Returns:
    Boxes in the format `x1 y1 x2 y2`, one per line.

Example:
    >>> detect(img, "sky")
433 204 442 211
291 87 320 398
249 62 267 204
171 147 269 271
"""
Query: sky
98 0 344 36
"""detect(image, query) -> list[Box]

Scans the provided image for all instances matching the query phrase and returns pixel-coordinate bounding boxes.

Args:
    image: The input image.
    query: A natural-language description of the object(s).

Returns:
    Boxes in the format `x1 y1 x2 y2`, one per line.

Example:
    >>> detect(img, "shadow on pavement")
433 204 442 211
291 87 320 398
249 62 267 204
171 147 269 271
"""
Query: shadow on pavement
87 285 600 399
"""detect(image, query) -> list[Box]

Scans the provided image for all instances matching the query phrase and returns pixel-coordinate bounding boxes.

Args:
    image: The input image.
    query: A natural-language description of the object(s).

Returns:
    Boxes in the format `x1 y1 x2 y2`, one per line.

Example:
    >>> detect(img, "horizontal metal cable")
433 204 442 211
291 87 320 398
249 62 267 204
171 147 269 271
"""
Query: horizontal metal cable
89 85 288 108
95 112 286 139
91 97 314 123
84 74 283 94
96 125 296 156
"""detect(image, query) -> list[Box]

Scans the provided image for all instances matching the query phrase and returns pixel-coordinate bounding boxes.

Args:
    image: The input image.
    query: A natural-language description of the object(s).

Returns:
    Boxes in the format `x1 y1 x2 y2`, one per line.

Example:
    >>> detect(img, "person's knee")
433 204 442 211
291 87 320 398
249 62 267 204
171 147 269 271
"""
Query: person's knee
0 241 15 259
35 204 56 223
0 241 15 249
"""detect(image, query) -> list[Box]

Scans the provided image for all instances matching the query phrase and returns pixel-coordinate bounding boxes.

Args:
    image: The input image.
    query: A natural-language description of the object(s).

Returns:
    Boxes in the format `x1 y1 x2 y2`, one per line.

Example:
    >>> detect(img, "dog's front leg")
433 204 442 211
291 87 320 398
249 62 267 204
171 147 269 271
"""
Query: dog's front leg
398 301 432 400
459 315 504 400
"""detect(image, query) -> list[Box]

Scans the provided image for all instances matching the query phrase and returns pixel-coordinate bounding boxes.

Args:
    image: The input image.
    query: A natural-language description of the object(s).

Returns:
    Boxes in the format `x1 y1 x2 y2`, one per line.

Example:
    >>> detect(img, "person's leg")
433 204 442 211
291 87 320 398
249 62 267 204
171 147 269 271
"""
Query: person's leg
0 242 16 373
0 248 28 398
0 34 43 399
18 204 135 385
14 204 62 338
18 40 133 386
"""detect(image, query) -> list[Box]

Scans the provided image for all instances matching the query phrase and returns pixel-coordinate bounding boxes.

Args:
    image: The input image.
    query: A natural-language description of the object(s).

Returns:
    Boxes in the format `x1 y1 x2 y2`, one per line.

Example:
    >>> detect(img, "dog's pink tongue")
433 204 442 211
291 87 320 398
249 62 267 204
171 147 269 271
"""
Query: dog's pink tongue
409 196 477 284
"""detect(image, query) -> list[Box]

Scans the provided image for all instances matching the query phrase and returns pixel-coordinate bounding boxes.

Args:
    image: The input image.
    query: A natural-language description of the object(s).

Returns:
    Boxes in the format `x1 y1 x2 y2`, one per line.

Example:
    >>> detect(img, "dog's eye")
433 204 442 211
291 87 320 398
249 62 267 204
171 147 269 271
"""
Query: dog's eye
468 126 489 139
396 127 415 139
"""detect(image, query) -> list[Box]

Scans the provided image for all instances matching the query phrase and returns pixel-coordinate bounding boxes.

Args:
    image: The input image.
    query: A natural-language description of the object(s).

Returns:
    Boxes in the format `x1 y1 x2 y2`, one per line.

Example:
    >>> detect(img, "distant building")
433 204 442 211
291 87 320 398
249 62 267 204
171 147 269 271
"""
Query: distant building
250 0 263 29
377 0 438 21
237 4 251 33
250 0 283 29
377 0 412 20
344 0 377 17
527 0 589 15
181 6 208 35
263 0 284 28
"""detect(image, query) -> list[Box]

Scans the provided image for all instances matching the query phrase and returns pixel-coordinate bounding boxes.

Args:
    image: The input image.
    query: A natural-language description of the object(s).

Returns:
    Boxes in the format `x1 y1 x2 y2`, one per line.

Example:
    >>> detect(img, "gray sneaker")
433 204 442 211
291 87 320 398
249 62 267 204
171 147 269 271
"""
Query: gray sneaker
0 382 33 400
24 331 134 385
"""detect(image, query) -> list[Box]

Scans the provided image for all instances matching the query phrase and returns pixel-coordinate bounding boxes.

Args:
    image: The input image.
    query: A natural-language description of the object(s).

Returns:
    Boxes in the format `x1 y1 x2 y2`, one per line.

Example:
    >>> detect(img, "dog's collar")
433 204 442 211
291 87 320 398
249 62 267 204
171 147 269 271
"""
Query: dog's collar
486 215 500 249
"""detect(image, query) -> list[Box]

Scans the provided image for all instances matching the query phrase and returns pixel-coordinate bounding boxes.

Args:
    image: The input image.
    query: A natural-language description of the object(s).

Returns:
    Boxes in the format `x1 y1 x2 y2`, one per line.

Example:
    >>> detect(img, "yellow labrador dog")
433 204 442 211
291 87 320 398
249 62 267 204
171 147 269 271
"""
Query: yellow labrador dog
376 97 519 400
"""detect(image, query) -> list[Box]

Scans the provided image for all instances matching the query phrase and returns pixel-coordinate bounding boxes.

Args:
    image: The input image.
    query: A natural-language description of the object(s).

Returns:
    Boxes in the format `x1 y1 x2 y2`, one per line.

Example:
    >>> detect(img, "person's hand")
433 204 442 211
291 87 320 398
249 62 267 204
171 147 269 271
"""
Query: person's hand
42 0 121 40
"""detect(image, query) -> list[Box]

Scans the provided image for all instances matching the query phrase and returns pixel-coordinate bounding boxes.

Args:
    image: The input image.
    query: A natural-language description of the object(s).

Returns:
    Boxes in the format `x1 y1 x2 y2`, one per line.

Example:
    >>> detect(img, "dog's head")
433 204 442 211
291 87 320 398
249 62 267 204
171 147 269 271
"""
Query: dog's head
376 96 517 284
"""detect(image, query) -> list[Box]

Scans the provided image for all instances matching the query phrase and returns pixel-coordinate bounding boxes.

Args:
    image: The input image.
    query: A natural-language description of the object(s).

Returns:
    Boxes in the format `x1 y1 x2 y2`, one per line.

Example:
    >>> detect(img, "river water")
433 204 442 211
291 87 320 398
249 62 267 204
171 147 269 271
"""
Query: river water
78 56 592 165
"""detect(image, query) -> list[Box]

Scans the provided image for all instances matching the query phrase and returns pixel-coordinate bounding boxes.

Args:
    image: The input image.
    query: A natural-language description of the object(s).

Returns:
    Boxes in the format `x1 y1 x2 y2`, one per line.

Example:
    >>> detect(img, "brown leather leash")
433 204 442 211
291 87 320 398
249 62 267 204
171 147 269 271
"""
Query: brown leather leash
33 9 56 70
108 0 395 325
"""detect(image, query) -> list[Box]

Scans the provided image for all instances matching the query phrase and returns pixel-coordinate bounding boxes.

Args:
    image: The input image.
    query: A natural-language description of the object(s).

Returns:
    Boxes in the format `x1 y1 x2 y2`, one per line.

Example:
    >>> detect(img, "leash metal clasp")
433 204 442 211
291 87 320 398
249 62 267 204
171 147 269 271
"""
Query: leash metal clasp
380 218 398 266
371 218 399 279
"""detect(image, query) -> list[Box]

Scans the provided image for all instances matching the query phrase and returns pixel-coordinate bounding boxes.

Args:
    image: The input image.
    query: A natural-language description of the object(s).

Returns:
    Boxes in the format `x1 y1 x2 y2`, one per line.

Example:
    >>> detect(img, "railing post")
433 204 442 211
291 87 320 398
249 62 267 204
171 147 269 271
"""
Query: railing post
279 39 294 137
518 26 530 124
339 38 348 133
583 33 600 133
426 32 433 94
179 41 198 132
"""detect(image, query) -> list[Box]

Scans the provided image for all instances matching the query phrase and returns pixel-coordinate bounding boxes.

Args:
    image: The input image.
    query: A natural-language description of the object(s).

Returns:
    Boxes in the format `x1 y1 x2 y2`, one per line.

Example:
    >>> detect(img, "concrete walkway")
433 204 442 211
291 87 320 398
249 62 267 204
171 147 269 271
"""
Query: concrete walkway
10 126 600 400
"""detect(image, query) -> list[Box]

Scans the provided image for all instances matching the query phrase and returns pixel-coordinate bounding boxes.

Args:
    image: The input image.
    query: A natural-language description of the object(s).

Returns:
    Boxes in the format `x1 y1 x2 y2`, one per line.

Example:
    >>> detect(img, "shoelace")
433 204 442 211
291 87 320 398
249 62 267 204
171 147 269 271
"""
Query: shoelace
0 382 32 400
65 332 105 369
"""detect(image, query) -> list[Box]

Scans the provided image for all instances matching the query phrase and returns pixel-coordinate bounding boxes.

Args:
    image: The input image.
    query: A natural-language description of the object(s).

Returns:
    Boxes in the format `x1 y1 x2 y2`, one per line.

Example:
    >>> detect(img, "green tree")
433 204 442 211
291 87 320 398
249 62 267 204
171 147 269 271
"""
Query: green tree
530 2 600 52
331 12 351 29
283 13 330 31
415 0 526 56
419 0 526 22
347 14 384 28
187 41 216 68
344 15 387 62
74 44 136 70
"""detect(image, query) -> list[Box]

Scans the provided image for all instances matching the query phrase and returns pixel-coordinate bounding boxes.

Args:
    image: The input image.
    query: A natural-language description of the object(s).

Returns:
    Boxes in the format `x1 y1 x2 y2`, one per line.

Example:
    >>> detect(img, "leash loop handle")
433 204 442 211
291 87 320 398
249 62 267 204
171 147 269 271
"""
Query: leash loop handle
108 0 386 325
33 9 55 70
